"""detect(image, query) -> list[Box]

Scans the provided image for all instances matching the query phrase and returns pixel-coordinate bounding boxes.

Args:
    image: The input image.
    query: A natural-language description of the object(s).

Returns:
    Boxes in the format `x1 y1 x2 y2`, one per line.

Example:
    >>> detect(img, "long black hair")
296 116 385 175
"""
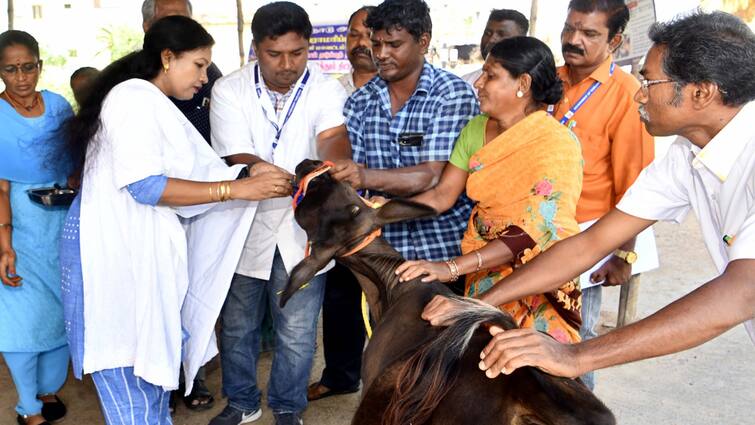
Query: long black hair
65 15 213 172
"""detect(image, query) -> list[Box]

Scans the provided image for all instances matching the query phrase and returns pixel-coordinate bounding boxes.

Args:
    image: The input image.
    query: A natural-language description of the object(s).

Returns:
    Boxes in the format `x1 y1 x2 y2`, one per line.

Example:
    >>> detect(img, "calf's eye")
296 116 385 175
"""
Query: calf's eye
350 205 361 216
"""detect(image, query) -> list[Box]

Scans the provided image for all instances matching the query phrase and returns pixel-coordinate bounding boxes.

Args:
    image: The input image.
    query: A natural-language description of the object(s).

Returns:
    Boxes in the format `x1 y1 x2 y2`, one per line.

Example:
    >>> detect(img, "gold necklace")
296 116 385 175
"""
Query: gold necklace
1 90 40 112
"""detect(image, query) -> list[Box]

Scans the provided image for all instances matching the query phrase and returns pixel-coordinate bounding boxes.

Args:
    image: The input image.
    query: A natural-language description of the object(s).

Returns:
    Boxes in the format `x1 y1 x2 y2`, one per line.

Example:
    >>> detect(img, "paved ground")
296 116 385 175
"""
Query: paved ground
2 215 754 425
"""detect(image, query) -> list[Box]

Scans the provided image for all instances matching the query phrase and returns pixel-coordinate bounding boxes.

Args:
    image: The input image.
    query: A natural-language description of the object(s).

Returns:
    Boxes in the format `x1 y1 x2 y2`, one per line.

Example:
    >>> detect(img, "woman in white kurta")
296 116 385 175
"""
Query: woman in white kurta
59 16 293 425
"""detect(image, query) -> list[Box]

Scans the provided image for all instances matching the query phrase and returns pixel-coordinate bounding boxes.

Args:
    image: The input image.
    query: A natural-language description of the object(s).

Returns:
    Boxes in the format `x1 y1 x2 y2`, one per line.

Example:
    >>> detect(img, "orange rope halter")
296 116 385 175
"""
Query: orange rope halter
339 196 383 257
292 161 336 210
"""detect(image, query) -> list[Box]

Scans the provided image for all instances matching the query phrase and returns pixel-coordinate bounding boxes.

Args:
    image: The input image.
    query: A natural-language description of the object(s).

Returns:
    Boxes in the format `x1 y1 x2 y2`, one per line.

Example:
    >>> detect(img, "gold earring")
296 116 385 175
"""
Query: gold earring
516 90 524 98
163 63 169 73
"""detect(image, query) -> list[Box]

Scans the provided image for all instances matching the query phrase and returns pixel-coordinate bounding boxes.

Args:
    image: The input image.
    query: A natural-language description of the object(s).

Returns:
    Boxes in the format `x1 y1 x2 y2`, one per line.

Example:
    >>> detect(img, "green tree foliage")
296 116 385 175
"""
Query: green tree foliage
38 45 74 105
97 25 142 62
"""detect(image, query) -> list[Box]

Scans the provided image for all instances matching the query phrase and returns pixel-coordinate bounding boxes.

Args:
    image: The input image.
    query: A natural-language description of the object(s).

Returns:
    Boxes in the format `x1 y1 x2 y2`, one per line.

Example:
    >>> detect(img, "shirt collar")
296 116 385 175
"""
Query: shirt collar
256 62 307 97
368 61 434 98
561 55 614 86
588 55 614 84
261 75 294 99
691 101 755 181
414 62 434 96
345 72 356 90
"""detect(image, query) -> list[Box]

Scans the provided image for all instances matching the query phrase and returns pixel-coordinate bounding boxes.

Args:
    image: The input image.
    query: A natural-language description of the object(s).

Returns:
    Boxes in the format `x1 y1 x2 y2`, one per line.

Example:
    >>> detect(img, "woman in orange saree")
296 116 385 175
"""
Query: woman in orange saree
396 37 583 343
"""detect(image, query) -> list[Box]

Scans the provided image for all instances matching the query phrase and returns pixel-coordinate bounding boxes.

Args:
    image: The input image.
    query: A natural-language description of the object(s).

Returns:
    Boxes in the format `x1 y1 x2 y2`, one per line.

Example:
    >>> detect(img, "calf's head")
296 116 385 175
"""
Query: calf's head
279 159 436 307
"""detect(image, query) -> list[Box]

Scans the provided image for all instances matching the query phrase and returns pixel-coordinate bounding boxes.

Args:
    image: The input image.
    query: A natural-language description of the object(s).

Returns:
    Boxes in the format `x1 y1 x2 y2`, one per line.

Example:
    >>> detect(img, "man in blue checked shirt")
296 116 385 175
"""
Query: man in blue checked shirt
330 0 479 264
311 0 477 402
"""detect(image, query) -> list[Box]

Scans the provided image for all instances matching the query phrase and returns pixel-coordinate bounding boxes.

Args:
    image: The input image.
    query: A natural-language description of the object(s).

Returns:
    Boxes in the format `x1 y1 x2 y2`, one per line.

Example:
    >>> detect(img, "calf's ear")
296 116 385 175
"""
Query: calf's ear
375 199 437 225
280 244 338 308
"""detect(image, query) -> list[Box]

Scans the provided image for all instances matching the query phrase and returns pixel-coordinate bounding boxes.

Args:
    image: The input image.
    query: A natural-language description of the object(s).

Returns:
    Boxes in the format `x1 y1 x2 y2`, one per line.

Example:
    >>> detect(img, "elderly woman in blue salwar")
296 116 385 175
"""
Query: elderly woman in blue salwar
0 30 72 425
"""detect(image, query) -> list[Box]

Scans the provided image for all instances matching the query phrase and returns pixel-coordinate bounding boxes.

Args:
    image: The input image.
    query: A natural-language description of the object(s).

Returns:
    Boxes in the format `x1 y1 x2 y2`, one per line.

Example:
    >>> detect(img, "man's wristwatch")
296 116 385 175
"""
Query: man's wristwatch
614 249 638 265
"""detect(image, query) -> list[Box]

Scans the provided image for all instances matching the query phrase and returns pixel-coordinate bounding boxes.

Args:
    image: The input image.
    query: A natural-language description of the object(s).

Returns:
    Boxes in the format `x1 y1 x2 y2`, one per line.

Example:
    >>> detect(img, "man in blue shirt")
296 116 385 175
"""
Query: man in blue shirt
309 0 478 401
331 0 478 262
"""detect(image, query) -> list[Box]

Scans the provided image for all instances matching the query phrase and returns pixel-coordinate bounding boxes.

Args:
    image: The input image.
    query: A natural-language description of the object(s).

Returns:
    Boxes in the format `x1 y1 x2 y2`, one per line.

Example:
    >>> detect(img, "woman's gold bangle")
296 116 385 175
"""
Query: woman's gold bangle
445 259 460 281
0 223 11 230
474 250 483 272
209 181 233 202
216 181 231 202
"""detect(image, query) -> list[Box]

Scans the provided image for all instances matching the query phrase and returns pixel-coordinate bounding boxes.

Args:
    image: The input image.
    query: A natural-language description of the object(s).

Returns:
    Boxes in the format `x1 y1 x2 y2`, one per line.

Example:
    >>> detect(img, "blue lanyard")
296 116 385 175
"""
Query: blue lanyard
254 64 311 153
548 62 615 126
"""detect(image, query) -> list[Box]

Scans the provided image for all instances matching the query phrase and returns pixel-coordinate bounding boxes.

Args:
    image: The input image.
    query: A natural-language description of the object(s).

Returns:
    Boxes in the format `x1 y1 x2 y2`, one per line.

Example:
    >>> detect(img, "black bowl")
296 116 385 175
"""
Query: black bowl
27 187 77 207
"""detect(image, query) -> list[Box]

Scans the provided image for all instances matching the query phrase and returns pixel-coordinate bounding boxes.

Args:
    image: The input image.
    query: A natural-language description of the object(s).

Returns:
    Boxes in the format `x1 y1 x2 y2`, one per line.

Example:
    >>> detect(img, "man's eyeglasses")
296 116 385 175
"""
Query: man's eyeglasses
1 61 42 76
639 78 675 91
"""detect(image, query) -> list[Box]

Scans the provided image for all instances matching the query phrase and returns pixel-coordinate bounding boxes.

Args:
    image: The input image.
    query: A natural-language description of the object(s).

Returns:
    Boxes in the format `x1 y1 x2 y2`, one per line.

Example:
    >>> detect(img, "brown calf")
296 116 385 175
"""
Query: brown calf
281 160 615 425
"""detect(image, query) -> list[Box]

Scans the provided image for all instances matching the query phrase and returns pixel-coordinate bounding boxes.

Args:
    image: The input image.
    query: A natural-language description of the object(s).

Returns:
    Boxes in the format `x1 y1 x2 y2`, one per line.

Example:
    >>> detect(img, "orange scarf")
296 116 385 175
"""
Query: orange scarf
461 111 584 343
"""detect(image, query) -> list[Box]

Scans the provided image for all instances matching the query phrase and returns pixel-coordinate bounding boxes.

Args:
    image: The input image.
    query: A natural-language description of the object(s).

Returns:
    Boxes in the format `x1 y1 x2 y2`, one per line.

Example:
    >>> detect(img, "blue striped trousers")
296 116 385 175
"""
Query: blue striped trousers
91 367 172 425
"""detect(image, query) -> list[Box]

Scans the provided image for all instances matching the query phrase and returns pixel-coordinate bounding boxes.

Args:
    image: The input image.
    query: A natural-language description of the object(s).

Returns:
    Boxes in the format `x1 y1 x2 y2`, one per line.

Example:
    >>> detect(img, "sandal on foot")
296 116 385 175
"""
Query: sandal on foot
182 380 215 411
39 395 66 423
16 414 52 425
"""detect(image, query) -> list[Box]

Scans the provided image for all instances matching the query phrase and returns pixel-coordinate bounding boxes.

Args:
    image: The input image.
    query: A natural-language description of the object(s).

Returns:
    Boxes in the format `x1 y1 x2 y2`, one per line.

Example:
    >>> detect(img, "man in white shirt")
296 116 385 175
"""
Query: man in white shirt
421 10 755 383
208 3 352 425
461 9 529 90
337 6 377 95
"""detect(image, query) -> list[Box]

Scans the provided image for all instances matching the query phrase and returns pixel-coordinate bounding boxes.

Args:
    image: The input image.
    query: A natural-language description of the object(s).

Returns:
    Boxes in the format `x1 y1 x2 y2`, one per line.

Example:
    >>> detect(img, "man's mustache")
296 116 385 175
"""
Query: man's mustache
350 46 372 58
562 43 585 56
